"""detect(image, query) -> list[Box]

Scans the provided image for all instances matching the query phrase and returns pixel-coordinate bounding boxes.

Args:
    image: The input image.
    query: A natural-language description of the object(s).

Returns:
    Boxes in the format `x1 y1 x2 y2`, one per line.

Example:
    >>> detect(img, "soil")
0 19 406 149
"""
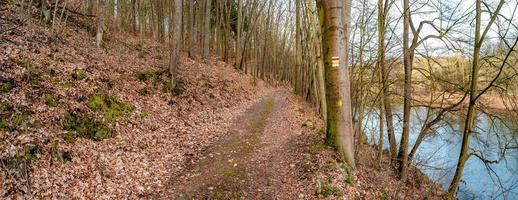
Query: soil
1 3 444 199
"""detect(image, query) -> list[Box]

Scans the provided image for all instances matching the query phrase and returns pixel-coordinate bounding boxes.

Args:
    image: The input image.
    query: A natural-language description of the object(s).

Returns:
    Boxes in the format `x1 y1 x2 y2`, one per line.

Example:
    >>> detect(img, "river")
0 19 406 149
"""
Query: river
362 106 518 199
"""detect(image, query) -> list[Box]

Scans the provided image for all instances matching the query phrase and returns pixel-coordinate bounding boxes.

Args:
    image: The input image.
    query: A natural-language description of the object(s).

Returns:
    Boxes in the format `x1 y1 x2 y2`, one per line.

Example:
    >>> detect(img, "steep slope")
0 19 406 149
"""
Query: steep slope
1 4 443 199
1 4 270 198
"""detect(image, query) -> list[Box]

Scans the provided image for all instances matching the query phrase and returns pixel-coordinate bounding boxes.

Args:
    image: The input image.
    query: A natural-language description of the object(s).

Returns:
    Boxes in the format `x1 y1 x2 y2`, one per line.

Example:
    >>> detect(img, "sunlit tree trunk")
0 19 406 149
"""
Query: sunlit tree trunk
398 0 411 180
447 0 504 197
318 0 356 169
377 0 397 162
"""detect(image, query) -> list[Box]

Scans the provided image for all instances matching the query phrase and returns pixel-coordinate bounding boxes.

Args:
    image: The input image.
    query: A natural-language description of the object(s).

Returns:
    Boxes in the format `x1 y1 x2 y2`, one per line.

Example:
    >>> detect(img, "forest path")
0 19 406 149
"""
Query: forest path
165 90 314 199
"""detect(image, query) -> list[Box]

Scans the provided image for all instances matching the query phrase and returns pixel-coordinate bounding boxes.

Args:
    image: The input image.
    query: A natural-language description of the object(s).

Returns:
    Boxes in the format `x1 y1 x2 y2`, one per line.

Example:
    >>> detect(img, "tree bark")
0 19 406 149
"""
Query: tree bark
95 0 105 48
377 0 397 163
398 0 411 180
170 0 183 91
447 0 504 197
318 0 356 169
202 0 212 60
186 0 194 58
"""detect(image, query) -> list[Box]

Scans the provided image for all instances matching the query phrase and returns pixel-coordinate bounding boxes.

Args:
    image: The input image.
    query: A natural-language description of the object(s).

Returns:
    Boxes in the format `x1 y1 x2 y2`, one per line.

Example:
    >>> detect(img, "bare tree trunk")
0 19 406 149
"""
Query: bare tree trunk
95 0 105 48
318 0 356 169
235 0 243 68
376 0 397 163
186 0 194 58
170 0 183 91
315 2 327 123
447 0 504 197
294 0 302 95
131 0 138 35
398 0 411 180
202 0 211 61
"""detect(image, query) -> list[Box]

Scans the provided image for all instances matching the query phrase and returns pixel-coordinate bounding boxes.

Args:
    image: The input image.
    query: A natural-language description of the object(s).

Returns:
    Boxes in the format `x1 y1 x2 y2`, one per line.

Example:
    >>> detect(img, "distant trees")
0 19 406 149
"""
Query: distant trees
21 0 518 197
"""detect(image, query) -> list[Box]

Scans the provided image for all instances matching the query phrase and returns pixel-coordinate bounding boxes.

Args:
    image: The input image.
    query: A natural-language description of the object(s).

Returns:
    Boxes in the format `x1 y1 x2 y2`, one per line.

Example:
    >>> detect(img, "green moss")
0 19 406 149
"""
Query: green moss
0 81 14 93
140 110 148 118
163 80 173 93
63 82 75 88
16 59 30 68
317 184 339 197
135 69 165 82
344 173 354 186
223 167 245 178
379 188 390 200
137 88 151 96
62 110 111 141
19 61 45 87
24 146 38 163
31 121 44 129
51 144 72 163
71 68 87 80
44 93 59 107
323 161 338 170
86 93 135 122
1 110 31 132
63 131 76 143
1 0 18 5
315 127 325 135
308 143 328 154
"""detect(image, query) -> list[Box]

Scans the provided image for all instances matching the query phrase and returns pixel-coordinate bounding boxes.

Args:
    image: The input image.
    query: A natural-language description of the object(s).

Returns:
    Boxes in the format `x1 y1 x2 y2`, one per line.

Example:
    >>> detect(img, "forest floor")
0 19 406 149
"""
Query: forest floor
1 4 443 199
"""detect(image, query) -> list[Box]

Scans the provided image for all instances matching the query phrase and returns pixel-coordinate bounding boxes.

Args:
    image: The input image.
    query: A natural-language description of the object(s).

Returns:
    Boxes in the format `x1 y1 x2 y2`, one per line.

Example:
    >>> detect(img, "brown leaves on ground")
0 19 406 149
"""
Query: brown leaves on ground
1 4 270 198
1 4 443 199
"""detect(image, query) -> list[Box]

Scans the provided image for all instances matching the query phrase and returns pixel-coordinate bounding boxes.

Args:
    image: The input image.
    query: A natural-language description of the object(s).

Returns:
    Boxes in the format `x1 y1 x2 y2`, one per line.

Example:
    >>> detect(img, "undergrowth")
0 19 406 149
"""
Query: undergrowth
86 93 134 122
61 109 111 142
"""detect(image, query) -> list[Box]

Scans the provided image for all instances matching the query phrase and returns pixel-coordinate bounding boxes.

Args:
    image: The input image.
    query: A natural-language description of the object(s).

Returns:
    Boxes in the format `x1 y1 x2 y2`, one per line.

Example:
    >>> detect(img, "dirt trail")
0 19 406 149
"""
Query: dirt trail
161 90 316 199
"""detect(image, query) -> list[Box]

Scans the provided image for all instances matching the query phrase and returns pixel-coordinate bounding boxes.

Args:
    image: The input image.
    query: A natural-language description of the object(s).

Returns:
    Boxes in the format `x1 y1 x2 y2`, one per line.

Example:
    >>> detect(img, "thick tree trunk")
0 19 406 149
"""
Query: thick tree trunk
170 0 183 91
318 0 356 169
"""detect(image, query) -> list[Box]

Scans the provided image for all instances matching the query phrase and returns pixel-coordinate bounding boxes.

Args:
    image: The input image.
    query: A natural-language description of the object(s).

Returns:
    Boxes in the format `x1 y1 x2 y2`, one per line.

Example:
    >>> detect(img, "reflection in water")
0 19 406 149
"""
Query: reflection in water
362 106 518 200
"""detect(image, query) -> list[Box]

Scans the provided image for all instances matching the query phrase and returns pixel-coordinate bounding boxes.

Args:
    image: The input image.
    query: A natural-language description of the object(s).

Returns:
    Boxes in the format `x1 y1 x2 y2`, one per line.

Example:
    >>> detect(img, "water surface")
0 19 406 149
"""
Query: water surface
362 106 518 199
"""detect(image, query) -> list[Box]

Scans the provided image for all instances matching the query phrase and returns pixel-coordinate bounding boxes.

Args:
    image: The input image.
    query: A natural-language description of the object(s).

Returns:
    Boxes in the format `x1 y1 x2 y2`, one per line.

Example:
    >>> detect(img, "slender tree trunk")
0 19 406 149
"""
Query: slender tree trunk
88 0 96 15
377 0 397 162
295 0 302 95
95 0 105 48
202 0 211 60
315 3 327 123
318 0 356 169
170 0 183 91
235 0 243 68
131 0 138 35
378 99 385 164
186 0 194 58
447 0 504 197
398 0 411 180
